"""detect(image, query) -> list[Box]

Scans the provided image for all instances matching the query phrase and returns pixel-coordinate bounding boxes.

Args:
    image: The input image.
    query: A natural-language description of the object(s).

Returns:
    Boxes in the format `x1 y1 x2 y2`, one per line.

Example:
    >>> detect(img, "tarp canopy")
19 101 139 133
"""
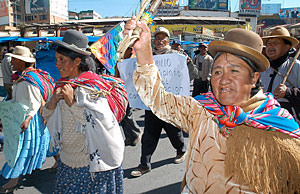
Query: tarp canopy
0 36 100 43
0 36 19 43
0 36 208 46
173 40 210 46
35 49 60 82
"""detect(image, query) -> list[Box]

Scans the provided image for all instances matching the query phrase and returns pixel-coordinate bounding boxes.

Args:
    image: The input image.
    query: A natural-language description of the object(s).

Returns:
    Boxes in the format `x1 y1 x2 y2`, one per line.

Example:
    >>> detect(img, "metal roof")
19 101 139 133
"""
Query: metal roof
64 15 245 25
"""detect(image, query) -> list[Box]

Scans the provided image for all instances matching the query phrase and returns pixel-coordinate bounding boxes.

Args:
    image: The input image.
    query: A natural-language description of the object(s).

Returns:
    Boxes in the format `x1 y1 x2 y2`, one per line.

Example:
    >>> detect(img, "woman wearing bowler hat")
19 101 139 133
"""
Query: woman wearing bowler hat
43 30 124 193
124 17 300 193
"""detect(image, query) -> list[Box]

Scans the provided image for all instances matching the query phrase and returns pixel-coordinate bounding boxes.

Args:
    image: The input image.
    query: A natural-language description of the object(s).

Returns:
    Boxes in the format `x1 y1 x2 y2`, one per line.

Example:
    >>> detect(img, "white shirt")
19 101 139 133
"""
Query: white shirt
11 81 41 117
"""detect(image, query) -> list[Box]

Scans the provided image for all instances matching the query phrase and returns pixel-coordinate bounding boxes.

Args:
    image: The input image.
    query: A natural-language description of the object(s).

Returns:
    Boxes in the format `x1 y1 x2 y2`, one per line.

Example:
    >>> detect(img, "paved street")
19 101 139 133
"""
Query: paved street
0 66 189 194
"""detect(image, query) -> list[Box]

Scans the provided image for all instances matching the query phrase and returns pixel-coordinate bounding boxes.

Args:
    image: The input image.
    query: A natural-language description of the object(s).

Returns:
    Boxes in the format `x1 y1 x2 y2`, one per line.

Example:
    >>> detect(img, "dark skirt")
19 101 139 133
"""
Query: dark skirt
54 159 123 194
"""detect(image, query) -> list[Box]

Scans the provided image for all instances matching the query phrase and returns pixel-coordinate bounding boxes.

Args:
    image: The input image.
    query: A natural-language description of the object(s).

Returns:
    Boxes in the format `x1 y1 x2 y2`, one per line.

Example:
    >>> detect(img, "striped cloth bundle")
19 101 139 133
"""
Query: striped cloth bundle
55 71 128 123
14 68 55 101
90 22 125 75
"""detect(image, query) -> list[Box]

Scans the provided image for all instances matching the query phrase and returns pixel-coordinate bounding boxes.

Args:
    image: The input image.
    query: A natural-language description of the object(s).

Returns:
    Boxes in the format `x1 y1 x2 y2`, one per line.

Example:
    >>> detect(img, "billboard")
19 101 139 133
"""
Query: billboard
49 0 68 20
0 0 8 17
280 8 300 18
188 0 228 11
25 0 49 14
239 0 261 15
151 24 248 35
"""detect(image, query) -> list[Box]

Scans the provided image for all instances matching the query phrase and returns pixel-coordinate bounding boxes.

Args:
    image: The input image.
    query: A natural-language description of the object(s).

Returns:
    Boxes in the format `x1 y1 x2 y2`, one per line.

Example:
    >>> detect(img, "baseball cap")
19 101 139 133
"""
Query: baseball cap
172 40 181 45
199 43 208 48
154 27 170 38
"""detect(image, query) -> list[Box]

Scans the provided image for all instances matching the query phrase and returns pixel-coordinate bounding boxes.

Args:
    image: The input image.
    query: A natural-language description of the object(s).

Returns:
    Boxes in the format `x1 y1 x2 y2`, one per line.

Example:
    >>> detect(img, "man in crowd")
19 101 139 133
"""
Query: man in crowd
1 47 14 100
171 39 198 81
260 26 300 124
191 43 213 96
130 27 186 177
171 40 184 53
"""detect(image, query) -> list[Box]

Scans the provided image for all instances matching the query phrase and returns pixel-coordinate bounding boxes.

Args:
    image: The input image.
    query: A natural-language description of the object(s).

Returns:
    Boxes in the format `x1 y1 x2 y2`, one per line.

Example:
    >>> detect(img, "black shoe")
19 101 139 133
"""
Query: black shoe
130 165 151 177
0 184 18 194
174 152 186 164
125 134 142 146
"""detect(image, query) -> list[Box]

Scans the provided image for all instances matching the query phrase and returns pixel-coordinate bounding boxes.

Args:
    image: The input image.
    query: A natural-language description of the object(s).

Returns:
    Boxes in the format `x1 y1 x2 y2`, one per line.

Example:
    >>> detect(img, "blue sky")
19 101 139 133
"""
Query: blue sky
68 0 299 18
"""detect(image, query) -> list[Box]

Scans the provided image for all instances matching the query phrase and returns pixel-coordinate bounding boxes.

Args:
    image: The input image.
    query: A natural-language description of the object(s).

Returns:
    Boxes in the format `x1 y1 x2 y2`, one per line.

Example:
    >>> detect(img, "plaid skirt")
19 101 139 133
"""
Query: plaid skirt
54 159 123 194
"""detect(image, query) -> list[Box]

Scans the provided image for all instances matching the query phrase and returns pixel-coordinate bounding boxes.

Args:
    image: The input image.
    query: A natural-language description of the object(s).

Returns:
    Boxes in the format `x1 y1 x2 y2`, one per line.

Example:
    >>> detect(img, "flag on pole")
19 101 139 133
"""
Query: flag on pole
89 22 125 75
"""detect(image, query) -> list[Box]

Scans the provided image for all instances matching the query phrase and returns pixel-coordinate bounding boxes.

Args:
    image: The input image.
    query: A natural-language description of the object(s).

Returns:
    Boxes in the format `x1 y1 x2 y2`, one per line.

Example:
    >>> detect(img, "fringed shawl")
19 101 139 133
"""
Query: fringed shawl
226 125 300 193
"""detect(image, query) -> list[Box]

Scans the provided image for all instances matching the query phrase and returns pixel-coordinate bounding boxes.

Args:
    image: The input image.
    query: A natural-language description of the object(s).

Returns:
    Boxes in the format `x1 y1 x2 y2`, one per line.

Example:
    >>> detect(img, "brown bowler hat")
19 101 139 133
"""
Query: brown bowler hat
262 26 299 47
208 28 269 72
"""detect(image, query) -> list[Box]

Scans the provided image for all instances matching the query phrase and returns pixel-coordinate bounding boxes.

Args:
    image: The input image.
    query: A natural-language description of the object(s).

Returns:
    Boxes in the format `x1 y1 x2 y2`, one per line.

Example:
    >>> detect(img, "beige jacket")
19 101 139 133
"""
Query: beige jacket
192 53 213 81
133 63 300 193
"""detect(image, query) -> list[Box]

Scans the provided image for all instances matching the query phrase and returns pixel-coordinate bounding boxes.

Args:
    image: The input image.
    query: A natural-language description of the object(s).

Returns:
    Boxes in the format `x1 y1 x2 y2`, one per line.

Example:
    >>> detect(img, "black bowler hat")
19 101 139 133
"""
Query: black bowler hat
54 30 91 56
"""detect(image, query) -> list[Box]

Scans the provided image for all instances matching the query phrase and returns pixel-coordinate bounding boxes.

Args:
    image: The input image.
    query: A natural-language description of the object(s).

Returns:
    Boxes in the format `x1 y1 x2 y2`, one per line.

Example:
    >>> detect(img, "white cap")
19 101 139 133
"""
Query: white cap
154 27 170 38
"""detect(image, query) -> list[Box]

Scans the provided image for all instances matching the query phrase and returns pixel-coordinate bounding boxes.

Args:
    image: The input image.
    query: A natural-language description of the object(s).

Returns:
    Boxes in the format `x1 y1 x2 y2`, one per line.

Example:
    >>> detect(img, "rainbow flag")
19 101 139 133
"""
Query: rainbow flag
90 22 125 75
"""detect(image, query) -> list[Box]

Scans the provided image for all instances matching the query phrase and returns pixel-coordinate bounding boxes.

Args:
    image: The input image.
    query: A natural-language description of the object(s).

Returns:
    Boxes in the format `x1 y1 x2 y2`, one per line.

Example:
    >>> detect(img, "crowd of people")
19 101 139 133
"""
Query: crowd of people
0 19 300 193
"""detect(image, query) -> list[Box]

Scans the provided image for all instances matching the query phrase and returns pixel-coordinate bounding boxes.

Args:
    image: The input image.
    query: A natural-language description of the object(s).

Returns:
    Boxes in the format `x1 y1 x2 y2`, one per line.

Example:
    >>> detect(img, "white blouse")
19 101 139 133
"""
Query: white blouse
11 81 41 117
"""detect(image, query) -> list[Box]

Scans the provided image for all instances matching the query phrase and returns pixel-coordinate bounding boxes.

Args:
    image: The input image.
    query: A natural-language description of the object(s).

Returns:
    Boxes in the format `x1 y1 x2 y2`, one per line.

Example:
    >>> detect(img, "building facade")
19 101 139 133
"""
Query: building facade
25 0 68 24
0 0 68 30
78 10 101 20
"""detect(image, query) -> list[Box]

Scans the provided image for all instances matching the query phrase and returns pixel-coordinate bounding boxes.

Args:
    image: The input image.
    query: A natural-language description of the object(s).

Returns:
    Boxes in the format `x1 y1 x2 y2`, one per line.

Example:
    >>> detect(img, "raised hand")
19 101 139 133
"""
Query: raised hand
123 16 154 65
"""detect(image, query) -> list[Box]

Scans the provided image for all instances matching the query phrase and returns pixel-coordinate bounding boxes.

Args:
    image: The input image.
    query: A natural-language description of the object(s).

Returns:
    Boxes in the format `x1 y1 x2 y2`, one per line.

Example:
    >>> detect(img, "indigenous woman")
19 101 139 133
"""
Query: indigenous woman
43 30 124 193
0 46 54 193
124 18 300 193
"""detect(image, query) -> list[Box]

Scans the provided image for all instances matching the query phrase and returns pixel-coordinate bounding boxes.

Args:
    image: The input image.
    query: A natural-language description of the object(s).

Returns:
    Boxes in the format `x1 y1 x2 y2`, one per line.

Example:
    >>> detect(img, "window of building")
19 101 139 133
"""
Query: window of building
40 15 47 20
245 18 251 22
25 16 33 21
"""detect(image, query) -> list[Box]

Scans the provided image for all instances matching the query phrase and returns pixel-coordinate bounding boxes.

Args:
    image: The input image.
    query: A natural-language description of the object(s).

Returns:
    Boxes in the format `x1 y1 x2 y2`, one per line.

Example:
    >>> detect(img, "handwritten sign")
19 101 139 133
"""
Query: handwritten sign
0 101 28 167
117 53 190 109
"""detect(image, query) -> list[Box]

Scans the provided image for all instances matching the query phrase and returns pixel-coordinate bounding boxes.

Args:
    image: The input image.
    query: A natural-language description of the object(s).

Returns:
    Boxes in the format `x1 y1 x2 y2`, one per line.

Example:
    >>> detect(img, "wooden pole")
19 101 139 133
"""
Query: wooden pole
282 48 300 85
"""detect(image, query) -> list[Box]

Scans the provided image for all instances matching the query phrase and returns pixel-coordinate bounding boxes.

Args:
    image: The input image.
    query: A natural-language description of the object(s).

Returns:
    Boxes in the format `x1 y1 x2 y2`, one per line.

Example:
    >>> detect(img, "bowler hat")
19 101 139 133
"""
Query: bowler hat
7 46 35 63
208 28 269 72
262 26 299 47
54 30 91 56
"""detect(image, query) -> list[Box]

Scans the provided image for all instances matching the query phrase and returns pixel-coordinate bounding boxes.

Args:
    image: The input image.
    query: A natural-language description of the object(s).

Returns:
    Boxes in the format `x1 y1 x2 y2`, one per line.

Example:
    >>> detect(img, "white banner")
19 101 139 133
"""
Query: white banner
118 53 190 110
0 101 28 167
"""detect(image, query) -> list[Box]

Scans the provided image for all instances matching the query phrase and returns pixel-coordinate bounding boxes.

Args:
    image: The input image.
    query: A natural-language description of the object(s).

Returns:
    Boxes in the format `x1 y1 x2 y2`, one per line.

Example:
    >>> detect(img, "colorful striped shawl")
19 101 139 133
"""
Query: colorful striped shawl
194 92 300 139
55 72 128 123
16 68 55 101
